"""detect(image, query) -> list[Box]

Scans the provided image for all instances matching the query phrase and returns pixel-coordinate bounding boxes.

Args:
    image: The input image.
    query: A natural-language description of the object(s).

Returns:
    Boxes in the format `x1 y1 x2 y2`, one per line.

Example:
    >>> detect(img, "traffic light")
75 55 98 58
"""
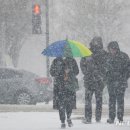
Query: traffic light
32 4 42 34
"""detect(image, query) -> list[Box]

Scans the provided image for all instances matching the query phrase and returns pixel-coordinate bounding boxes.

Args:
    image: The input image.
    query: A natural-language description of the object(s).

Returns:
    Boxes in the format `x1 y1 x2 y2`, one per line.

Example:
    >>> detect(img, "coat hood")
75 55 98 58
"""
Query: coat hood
107 41 120 52
89 36 103 52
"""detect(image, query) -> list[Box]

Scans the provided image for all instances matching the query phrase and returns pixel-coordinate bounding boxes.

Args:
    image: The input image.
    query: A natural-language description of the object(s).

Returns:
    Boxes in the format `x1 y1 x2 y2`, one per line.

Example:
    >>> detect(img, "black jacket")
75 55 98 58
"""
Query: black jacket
106 41 130 88
80 56 103 91
50 57 65 79
90 37 108 80
64 57 79 80
50 58 65 109
50 57 78 109
64 57 79 91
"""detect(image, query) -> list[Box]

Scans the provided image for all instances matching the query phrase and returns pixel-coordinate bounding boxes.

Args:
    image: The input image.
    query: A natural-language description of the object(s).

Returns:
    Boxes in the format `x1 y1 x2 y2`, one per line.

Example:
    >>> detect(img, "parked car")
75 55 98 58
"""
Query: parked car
0 67 52 105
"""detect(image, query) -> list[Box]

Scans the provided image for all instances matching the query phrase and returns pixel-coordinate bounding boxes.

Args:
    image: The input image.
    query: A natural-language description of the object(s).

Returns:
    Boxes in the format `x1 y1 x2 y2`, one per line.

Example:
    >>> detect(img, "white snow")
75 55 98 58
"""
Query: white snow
0 112 129 130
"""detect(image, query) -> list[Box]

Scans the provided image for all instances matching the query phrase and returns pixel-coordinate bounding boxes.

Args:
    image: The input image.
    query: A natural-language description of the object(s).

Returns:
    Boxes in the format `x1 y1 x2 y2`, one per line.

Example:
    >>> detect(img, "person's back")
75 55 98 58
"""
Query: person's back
90 36 108 80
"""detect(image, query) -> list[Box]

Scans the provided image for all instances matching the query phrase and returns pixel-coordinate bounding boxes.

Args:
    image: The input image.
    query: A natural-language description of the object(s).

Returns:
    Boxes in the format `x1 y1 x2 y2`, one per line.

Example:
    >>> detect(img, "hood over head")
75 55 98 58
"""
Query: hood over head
89 36 103 52
107 41 120 53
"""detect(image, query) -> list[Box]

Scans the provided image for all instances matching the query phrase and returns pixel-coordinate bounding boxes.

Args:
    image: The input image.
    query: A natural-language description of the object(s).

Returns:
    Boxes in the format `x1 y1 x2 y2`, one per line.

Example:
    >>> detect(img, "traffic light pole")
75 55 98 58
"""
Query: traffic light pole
45 0 50 77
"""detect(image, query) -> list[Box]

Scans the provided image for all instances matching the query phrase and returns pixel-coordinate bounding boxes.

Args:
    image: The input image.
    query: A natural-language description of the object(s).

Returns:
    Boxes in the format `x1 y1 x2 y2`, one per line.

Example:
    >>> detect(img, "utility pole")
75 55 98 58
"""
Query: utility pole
33 0 50 77
0 1 7 67
45 0 50 77
0 22 6 67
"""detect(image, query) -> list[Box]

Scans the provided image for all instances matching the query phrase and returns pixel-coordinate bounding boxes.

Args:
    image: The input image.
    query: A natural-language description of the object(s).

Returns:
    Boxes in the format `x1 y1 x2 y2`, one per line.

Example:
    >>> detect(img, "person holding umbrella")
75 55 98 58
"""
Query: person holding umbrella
64 56 79 124
50 56 79 128
50 57 67 128
42 39 92 128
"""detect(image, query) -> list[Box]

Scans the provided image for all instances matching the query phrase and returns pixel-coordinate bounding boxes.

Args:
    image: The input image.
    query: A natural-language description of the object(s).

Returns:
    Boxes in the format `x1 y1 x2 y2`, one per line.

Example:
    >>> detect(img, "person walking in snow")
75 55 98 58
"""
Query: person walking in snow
64 57 79 113
89 36 108 84
63 57 79 126
50 57 66 128
106 41 130 124
50 57 79 128
80 56 104 123
80 36 107 123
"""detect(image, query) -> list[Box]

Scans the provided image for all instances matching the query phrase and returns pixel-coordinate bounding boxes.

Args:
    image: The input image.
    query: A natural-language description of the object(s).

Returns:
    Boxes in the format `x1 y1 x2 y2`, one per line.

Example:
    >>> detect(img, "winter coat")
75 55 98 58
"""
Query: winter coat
106 41 130 90
80 56 104 90
127 61 130 79
50 57 65 109
50 57 65 80
50 57 79 110
64 57 79 109
90 37 108 81
64 57 79 92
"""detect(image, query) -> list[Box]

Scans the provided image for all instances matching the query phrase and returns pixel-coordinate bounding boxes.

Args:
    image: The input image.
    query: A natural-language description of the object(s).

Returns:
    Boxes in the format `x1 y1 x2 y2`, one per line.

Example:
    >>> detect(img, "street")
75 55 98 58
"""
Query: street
0 103 130 117
0 112 130 130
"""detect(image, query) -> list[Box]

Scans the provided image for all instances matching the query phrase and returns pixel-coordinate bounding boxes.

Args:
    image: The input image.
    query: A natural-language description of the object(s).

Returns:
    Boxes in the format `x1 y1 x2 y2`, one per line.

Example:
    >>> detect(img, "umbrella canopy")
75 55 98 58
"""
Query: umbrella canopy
42 40 92 57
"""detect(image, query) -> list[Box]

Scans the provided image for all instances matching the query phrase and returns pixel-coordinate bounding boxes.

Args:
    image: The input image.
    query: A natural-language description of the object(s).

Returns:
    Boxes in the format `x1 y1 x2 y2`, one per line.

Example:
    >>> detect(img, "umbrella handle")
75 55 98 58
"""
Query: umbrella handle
66 35 68 41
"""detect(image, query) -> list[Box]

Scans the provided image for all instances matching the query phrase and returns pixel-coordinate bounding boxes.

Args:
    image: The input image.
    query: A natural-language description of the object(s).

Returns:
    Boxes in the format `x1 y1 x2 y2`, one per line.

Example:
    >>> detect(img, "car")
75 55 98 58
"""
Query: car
0 67 52 105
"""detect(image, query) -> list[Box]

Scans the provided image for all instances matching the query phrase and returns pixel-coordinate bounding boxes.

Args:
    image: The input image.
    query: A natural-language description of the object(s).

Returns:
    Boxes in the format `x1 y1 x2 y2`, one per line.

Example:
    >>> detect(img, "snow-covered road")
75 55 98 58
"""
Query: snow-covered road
0 112 130 130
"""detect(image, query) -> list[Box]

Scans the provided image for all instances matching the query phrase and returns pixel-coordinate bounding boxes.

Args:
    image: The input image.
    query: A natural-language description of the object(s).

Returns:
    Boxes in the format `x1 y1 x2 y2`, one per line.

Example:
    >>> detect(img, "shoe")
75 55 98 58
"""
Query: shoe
82 118 91 124
61 123 66 129
119 119 123 123
107 119 114 124
96 119 101 123
67 119 73 127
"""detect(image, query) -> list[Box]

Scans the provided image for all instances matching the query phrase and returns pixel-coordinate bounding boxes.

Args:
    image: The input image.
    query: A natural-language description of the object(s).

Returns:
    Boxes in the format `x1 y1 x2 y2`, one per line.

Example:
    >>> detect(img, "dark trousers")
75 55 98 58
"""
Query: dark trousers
58 91 74 123
85 87 103 121
107 82 126 121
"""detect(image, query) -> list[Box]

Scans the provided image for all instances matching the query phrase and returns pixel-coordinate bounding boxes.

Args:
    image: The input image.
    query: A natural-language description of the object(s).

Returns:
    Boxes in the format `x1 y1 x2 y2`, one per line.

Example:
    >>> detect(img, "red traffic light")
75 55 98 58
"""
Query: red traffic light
33 4 40 14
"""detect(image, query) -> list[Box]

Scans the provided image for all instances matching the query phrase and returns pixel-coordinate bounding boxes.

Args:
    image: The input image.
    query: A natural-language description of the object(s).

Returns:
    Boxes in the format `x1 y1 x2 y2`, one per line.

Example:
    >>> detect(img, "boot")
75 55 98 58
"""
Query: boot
67 119 73 127
82 118 91 124
119 119 123 123
107 118 114 124
96 119 101 123
61 123 66 129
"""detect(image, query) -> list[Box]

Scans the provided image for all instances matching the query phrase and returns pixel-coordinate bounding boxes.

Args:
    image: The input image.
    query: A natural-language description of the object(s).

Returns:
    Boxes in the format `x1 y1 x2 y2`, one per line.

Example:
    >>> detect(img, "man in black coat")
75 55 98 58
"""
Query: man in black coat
106 41 130 123
81 37 108 123
90 36 108 80
80 56 104 123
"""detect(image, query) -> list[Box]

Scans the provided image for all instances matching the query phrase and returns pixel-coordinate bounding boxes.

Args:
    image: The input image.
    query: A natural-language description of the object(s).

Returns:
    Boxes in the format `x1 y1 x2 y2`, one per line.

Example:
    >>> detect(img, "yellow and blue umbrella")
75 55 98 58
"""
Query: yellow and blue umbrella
42 39 92 57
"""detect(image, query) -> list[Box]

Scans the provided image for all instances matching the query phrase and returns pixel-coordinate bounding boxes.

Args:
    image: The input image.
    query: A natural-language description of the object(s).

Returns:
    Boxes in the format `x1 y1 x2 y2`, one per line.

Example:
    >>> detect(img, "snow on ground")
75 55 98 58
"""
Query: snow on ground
0 112 130 130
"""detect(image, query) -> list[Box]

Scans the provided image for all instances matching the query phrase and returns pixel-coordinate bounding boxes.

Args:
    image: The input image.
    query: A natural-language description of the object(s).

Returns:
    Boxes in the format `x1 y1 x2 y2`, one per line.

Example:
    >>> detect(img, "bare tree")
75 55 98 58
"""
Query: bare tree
72 0 127 45
50 0 128 46
0 0 31 67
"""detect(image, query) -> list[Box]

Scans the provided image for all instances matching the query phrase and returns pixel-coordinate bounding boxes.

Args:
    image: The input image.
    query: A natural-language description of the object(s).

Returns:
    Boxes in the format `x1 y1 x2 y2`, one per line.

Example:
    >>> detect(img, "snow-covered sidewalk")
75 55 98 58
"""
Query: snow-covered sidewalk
0 112 130 130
